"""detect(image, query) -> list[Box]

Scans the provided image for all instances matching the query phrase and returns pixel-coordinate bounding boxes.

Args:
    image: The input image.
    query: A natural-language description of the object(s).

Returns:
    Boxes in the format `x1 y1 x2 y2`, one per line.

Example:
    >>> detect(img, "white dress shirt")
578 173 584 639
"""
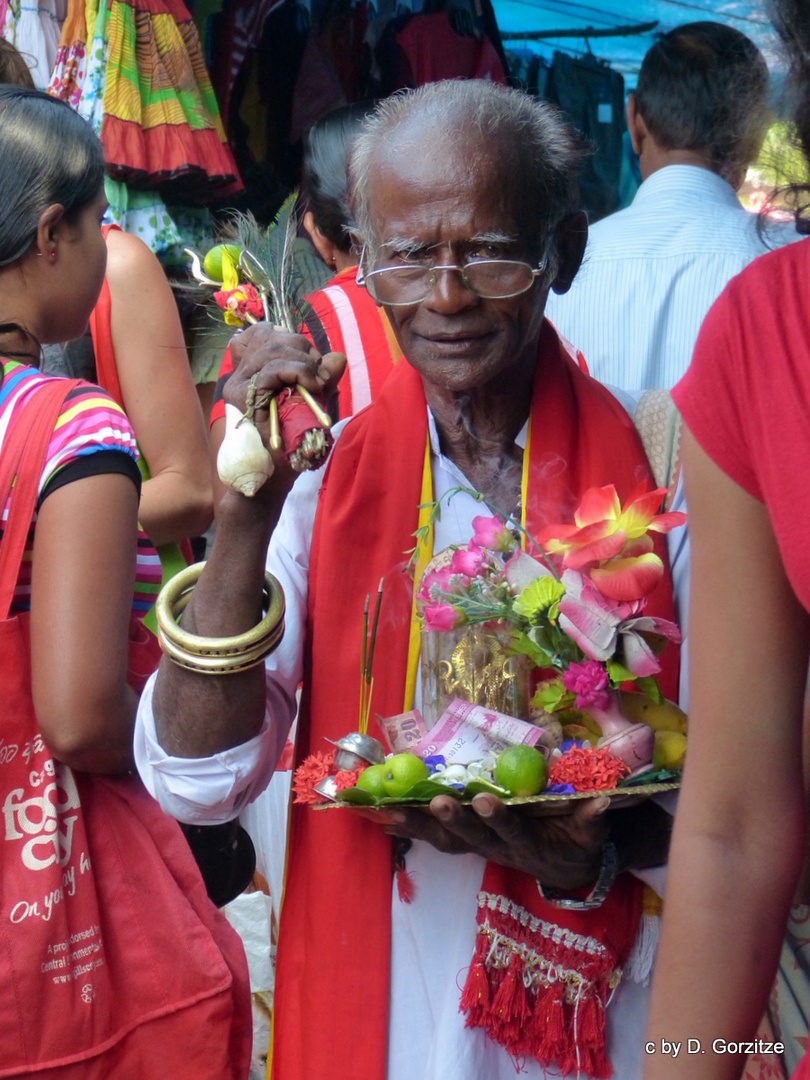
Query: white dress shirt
545 164 798 390
135 390 688 1080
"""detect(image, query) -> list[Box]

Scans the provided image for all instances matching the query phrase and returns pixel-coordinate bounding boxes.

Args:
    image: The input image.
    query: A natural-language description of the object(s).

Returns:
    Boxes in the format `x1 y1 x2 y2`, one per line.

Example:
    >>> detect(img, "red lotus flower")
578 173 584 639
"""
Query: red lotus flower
538 485 686 601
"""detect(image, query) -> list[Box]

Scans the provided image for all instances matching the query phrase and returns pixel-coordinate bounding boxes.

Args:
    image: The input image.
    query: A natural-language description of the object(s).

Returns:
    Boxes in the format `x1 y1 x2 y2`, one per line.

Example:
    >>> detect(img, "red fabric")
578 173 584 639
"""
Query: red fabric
210 266 399 426
100 116 242 202
303 266 400 419
395 12 507 86
0 377 251 1077
89 225 123 408
271 321 678 1080
674 238 810 612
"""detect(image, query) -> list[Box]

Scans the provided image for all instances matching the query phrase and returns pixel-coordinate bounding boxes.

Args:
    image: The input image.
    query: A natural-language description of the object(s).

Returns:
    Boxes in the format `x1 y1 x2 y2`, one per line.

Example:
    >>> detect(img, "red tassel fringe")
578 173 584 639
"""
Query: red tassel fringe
459 896 618 1079
395 866 416 904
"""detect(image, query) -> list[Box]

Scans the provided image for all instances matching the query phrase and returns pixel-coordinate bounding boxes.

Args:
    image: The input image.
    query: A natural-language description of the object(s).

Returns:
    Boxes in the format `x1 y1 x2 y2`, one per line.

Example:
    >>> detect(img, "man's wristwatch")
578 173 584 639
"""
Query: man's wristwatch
535 841 619 911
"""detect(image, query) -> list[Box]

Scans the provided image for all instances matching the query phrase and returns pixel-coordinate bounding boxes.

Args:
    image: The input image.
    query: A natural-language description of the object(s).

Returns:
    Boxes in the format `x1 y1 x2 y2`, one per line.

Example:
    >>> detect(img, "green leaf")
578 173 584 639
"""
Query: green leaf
606 659 635 684
463 778 510 798
635 676 664 704
335 787 378 805
379 779 463 803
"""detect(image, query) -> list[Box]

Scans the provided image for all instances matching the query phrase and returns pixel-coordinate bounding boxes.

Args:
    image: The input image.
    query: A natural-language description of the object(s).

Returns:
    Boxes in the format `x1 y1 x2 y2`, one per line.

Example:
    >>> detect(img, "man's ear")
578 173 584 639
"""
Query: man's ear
626 93 645 158
549 211 587 295
35 203 66 260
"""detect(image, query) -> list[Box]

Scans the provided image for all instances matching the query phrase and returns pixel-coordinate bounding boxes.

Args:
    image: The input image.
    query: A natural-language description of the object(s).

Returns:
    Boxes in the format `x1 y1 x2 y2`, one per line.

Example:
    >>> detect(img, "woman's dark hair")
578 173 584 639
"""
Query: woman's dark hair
0 39 35 89
302 102 376 254
0 86 106 267
769 0 810 230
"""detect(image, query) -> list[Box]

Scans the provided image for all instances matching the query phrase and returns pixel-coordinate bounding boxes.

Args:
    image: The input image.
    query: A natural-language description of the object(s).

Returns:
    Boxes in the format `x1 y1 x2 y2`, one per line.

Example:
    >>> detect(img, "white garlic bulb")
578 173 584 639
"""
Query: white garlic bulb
217 403 274 496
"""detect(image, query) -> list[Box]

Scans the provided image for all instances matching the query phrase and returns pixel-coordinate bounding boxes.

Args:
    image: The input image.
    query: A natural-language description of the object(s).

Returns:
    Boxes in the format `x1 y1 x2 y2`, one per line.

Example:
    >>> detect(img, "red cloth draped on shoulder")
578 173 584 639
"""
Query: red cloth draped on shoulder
301 265 401 418
271 321 678 1079
89 225 123 408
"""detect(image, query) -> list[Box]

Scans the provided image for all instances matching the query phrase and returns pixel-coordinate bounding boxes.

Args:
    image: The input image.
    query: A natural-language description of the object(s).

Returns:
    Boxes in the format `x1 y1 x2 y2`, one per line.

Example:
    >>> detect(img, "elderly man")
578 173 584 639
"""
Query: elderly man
135 81 683 1080
546 21 793 391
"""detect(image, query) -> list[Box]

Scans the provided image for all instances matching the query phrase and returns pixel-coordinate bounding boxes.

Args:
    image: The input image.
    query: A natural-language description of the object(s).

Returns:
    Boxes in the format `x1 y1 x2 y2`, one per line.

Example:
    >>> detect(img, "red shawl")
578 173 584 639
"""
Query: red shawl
271 321 678 1079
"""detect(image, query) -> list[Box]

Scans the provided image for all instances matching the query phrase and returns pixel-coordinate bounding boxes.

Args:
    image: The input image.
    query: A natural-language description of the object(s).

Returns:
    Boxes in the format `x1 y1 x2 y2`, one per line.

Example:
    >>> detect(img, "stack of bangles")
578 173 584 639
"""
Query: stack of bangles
155 563 285 674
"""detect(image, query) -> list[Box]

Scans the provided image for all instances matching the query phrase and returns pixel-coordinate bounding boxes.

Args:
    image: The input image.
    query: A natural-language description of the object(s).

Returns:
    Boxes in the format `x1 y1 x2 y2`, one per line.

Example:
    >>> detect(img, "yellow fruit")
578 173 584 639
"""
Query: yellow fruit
203 243 242 282
618 691 688 734
652 730 687 771
493 744 548 797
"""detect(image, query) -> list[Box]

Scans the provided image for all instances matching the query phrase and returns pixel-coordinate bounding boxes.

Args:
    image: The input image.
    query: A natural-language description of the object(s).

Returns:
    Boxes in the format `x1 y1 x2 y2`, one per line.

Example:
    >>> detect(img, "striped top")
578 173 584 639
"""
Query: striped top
545 165 799 391
0 361 160 614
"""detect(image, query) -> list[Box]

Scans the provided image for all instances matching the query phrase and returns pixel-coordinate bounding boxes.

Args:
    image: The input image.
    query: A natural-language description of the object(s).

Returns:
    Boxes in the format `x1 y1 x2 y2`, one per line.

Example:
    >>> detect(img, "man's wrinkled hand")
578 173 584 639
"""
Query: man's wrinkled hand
226 322 345 418
384 792 611 892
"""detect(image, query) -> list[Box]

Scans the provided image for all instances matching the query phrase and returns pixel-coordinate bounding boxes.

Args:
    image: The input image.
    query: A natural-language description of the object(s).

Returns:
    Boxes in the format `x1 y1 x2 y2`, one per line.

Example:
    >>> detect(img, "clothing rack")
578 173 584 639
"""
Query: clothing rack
500 19 658 40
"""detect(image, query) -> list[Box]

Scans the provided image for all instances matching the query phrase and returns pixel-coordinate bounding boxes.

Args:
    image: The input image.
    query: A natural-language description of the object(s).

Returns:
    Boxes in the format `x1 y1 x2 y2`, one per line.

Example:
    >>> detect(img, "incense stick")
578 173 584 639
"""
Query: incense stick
359 579 384 735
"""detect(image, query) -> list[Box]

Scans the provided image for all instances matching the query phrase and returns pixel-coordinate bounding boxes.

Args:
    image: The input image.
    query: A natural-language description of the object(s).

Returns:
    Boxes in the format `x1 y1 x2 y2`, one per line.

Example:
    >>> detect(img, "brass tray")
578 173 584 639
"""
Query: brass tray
313 780 680 817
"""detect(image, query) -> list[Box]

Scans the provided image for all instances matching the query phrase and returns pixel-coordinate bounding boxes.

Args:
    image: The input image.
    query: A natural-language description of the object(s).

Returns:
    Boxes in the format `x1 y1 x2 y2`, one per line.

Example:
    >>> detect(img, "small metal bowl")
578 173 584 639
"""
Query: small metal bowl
313 775 341 801
329 732 387 772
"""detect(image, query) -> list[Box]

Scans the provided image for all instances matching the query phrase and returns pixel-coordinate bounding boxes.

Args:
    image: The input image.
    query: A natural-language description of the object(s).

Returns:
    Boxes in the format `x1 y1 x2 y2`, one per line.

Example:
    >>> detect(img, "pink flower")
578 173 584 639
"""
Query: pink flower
423 602 463 631
472 515 516 553
450 542 486 578
416 565 454 604
557 569 634 661
619 615 682 677
562 660 610 711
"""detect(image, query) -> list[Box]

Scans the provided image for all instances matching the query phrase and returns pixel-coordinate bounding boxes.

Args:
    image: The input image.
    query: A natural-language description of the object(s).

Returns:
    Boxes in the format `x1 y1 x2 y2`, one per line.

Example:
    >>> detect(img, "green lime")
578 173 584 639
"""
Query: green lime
354 762 388 798
203 243 242 282
493 744 548 797
383 753 429 798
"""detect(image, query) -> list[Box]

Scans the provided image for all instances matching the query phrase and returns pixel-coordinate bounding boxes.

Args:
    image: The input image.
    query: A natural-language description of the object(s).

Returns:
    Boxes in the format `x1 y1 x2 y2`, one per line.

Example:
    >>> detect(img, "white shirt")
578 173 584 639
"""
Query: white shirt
545 165 798 391
135 399 688 1080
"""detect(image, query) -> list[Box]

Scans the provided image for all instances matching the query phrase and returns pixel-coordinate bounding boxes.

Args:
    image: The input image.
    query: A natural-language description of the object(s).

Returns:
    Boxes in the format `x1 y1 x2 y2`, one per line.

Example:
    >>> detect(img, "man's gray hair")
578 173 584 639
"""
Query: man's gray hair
348 80 589 266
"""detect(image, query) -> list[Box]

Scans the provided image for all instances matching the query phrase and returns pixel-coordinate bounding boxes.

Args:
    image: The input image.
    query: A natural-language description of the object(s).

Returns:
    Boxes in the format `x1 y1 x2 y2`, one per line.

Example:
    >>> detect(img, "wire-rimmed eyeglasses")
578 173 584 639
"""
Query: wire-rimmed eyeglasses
356 254 549 306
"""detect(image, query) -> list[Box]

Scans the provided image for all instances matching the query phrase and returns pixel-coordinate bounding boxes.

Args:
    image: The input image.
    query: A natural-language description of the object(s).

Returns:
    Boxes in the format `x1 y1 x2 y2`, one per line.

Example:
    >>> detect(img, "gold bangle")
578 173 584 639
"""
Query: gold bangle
155 562 285 673
157 625 284 674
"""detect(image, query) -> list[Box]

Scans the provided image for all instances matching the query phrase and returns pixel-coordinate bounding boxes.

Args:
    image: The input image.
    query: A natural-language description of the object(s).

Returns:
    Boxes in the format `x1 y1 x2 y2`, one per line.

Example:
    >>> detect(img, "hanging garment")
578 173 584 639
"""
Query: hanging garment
394 11 506 88
47 0 88 105
100 0 242 203
544 51 626 224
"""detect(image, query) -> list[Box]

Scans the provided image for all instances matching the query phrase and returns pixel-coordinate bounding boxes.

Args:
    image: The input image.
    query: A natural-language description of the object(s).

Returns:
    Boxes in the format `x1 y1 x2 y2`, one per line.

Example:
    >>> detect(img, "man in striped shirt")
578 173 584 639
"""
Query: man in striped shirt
546 21 796 392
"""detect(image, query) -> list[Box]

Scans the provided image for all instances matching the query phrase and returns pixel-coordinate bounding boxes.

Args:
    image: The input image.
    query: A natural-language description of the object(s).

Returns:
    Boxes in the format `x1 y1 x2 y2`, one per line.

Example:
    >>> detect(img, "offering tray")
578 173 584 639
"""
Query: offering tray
313 777 681 817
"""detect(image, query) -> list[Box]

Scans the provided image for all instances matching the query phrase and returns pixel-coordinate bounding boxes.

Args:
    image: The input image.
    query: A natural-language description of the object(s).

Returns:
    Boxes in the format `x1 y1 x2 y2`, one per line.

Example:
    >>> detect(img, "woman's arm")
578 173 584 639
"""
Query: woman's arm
105 228 213 546
644 429 810 1079
29 472 140 773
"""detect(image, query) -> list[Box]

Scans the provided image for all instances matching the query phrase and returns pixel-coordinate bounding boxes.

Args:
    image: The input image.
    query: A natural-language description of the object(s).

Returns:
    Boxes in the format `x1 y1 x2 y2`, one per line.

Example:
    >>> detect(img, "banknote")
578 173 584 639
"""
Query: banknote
410 698 548 764
377 709 429 753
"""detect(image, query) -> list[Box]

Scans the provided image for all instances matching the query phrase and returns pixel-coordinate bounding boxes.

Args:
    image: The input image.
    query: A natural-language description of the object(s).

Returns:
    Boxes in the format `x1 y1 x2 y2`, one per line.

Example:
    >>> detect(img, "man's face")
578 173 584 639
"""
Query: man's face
365 134 551 396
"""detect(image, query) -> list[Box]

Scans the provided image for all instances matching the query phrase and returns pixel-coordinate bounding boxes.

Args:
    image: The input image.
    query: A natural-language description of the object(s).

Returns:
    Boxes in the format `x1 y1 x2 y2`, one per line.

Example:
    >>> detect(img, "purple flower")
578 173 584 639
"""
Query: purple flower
562 660 610 711
423 602 463 631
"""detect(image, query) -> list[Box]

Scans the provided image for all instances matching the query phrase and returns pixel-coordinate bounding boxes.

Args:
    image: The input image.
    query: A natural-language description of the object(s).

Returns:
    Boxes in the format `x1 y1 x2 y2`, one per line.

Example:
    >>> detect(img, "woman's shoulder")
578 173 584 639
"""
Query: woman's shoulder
1 362 138 454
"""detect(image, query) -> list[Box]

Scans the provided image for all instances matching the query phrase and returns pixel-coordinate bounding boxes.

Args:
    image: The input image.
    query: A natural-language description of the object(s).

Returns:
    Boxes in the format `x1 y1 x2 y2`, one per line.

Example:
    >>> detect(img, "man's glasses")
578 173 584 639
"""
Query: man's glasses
357 256 549 306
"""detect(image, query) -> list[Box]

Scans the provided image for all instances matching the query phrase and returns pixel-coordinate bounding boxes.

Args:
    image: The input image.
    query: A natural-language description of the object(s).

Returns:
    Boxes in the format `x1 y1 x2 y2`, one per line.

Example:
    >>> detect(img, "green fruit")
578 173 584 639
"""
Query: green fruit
383 753 429 798
493 744 548 797
355 762 388 797
203 243 242 282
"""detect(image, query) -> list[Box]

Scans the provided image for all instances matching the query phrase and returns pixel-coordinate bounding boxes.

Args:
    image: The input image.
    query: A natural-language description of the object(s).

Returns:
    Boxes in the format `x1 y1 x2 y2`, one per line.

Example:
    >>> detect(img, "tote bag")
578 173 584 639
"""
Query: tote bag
0 376 251 1078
